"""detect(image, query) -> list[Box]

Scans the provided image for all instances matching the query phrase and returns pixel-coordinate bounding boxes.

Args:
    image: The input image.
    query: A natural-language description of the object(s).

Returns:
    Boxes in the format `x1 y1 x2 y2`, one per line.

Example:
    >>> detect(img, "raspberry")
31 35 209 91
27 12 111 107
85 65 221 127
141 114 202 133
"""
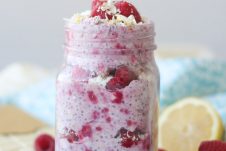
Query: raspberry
106 66 137 91
91 1 142 23
63 126 92 143
34 134 55 151
199 140 226 151
92 111 100 120
114 65 137 87
106 77 121 90
158 149 166 151
121 137 134 148
115 127 142 148
81 124 93 137
106 116 112 123
115 1 142 23
96 126 102 131
66 129 79 143
87 91 98 104
112 91 123 104
101 107 109 113
120 129 134 148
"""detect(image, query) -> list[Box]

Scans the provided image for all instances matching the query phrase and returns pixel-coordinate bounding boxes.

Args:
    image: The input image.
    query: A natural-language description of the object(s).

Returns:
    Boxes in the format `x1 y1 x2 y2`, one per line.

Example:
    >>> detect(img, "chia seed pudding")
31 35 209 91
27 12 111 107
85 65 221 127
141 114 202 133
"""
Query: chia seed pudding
56 1 159 151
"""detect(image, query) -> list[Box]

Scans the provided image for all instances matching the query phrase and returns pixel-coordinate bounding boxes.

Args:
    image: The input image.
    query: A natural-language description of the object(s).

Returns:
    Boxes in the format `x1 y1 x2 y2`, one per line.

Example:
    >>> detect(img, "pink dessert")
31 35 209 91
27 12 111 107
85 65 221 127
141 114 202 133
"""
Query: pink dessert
56 0 159 151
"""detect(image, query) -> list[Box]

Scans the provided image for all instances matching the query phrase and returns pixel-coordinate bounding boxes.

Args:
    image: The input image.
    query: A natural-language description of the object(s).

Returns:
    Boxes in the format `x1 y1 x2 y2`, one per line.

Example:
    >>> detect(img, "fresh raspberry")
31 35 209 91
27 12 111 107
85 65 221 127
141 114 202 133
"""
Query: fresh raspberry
199 140 226 151
115 1 142 23
106 66 137 91
91 1 142 23
34 134 55 151
115 65 137 87
106 77 120 90
120 129 134 148
121 137 134 148
92 0 107 9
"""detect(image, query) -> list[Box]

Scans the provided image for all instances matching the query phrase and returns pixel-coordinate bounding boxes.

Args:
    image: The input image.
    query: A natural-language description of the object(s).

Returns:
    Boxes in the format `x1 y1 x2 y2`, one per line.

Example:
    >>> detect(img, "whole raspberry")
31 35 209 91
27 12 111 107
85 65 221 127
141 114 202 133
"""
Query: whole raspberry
199 140 226 151
34 134 55 151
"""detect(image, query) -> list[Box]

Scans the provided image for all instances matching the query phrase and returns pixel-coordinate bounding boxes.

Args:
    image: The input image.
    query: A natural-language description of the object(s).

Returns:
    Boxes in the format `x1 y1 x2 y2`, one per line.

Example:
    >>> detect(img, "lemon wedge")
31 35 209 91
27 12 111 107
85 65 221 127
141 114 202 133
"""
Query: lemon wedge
159 98 224 151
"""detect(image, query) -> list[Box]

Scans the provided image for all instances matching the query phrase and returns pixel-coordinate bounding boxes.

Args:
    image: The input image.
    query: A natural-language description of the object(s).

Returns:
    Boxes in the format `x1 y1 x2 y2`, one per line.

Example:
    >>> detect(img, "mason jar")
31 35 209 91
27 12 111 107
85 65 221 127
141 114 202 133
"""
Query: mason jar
56 20 159 151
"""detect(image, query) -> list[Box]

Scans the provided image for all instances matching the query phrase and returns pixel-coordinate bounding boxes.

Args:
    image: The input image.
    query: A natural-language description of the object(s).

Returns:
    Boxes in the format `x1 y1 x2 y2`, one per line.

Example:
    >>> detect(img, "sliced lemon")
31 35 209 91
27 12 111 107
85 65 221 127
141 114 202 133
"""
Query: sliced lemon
159 97 224 151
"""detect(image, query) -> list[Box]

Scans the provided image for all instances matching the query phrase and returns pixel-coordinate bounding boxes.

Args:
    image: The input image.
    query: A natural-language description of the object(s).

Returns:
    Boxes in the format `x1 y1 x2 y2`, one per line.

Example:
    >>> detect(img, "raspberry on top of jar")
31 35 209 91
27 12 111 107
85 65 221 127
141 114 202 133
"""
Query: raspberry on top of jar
68 0 147 26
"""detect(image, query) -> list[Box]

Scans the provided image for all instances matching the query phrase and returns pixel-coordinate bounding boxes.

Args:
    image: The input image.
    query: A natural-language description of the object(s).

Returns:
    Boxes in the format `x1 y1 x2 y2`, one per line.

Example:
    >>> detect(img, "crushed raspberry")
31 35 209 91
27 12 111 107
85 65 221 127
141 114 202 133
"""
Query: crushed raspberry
115 43 126 49
120 129 135 148
120 108 129 114
96 126 102 131
87 91 98 104
121 137 134 148
101 107 109 113
34 134 55 151
72 66 89 80
115 1 142 23
106 117 112 123
92 111 100 120
66 129 79 143
85 148 92 151
81 124 93 137
127 120 133 126
112 91 123 104
63 126 93 143
199 140 226 151
115 127 143 148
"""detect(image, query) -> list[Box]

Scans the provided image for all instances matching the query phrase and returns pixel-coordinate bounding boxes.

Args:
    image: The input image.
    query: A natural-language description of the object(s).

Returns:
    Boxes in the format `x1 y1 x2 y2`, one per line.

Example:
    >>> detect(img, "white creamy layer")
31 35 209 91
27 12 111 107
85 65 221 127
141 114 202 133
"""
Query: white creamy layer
88 76 113 86
88 71 153 86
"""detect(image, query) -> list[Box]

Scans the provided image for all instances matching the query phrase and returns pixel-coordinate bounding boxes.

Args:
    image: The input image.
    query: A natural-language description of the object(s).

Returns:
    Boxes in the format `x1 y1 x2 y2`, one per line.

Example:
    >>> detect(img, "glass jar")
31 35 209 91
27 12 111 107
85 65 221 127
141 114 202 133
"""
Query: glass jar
56 21 159 151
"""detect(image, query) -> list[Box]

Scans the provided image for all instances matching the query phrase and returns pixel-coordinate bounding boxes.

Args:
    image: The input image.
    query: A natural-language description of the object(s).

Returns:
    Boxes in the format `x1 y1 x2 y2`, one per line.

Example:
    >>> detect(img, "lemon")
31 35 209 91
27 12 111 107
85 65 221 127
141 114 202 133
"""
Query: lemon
159 97 224 151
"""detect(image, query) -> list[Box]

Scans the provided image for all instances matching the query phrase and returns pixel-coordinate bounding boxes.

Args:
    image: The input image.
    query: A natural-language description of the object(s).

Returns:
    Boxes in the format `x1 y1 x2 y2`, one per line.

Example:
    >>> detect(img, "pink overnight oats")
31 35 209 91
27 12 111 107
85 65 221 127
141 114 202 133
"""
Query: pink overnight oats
56 1 159 151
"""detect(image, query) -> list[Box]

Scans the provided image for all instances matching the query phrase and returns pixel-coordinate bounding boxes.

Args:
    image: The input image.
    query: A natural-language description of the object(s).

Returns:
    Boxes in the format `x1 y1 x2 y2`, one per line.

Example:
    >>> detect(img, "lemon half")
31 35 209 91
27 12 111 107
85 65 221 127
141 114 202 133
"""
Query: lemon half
159 98 224 151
